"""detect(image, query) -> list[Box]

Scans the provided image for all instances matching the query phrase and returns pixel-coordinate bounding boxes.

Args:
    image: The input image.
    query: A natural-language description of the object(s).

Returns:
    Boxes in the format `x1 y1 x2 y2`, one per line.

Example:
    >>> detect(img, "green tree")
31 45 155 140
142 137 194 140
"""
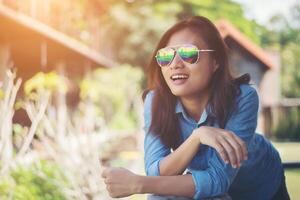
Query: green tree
261 4 300 98
3 0 264 69
98 0 263 68
80 64 143 131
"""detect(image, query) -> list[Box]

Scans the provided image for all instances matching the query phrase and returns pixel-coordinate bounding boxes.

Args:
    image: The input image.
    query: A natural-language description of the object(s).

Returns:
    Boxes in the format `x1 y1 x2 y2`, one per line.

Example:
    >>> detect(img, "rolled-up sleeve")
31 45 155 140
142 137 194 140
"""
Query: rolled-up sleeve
190 85 259 199
143 91 171 176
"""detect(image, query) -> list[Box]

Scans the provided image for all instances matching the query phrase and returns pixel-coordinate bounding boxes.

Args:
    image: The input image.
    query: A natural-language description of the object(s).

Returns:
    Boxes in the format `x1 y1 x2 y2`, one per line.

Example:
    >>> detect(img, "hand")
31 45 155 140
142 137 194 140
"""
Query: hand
194 126 248 168
101 167 140 198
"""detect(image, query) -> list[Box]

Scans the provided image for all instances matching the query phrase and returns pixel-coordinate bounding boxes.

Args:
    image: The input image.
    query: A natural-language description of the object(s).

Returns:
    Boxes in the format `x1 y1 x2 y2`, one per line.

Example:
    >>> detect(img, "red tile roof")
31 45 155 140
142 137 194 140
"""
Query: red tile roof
0 4 117 68
216 19 274 69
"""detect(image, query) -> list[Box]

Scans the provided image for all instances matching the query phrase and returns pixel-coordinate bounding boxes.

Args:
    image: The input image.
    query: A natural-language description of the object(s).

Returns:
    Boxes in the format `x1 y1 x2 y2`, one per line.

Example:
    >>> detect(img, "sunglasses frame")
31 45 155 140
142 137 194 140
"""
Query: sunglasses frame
155 44 215 67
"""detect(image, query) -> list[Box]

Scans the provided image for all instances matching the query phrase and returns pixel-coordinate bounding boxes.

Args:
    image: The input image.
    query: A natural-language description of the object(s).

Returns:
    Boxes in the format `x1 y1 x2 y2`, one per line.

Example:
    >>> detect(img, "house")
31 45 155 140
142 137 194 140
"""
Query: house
0 4 117 125
0 4 116 82
216 20 281 136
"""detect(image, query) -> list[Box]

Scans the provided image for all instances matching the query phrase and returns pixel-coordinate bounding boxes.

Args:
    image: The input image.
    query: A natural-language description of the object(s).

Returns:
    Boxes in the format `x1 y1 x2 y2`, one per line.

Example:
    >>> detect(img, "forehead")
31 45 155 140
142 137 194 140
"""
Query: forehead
166 29 207 48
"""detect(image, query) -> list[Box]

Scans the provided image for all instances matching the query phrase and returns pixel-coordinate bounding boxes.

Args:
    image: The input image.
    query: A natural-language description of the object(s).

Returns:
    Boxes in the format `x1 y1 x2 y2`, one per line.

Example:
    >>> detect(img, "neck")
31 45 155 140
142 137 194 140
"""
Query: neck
180 89 210 122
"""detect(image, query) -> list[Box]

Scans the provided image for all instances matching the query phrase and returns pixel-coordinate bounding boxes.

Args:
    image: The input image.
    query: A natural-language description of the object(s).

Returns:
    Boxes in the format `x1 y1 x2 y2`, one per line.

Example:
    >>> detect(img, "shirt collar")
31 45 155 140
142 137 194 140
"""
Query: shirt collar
175 99 209 125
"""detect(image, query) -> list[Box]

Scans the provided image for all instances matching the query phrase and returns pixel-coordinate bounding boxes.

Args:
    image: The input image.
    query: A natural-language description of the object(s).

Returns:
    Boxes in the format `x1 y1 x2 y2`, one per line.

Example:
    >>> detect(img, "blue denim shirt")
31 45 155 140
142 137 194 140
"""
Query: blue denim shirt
143 84 283 200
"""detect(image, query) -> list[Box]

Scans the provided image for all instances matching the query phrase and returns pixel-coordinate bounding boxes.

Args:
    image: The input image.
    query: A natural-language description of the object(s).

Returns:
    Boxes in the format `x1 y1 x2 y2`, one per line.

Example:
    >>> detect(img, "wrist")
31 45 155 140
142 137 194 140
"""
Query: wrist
193 126 205 143
134 175 145 194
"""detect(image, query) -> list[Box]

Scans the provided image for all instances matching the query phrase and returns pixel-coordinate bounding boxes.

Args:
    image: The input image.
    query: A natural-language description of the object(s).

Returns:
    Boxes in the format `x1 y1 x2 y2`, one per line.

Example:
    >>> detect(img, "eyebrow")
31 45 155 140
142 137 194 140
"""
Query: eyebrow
161 44 215 51
164 44 197 48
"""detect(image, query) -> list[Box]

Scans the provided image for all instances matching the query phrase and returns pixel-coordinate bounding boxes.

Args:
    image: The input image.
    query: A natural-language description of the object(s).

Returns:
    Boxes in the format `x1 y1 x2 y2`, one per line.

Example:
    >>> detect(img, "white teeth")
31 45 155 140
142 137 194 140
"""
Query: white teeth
171 74 188 80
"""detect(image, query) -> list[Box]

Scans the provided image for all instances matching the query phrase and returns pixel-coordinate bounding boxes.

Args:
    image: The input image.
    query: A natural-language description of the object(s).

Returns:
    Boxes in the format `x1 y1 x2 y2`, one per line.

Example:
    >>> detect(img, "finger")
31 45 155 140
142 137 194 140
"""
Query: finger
226 131 248 161
104 178 111 184
214 142 229 164
101 167 108 178
106 185 119 198
222 132 243 165
218 136 238 168
232 135 247 161
106 185 112 193
232 135 248 160
224 135 243 167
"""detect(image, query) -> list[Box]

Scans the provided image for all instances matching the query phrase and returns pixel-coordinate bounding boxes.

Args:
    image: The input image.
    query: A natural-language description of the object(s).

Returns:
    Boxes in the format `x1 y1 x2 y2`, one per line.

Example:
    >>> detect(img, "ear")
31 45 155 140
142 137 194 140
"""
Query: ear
213 60 219 73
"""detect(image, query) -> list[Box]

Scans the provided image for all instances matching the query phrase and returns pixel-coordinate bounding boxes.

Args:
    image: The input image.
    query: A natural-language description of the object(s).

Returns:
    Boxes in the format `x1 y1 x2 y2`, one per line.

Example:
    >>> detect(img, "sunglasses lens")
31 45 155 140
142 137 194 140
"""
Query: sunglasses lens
178 45 199 64
156 48 175 67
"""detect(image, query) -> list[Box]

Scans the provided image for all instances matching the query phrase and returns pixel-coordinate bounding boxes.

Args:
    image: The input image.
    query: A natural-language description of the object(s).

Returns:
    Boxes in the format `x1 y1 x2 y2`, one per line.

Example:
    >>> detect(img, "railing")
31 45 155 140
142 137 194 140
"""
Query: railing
283 161 300 169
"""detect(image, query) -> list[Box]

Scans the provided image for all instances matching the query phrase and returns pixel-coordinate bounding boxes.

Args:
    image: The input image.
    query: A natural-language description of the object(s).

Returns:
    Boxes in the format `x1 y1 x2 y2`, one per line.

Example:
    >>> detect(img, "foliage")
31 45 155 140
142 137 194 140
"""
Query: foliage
159 0 261 43
260 4 300 97
23 65 143 131
281 43 300 97
99 0 263 68
3 0 300 97
24 72 68 97
272 107 300 141
1 69 117 199
80 64 143 131
0 160 68 200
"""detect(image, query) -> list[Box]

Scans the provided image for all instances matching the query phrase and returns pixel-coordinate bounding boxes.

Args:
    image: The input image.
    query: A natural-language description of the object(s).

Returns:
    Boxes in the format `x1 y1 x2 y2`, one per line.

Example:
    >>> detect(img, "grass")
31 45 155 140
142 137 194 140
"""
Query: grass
272 142 300 162
285 169 300 200
272 141 300 200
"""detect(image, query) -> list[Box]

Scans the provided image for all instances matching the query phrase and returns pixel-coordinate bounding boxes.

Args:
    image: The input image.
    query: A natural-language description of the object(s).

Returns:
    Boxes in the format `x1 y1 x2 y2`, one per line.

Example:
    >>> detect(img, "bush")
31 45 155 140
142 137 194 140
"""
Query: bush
80 64 143 131
0 160 69 200
272 107 300 141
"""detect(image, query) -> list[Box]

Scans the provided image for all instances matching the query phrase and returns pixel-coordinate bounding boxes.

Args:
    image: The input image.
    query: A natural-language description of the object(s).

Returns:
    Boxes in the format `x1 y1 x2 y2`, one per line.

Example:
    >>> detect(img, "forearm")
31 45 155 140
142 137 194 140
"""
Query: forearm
159 131 200 176
136 174 195 198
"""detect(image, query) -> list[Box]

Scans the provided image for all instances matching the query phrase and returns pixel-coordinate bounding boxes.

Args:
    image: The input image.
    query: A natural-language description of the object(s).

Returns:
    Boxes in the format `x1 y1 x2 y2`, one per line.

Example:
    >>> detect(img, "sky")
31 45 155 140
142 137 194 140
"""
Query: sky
233 0 299 25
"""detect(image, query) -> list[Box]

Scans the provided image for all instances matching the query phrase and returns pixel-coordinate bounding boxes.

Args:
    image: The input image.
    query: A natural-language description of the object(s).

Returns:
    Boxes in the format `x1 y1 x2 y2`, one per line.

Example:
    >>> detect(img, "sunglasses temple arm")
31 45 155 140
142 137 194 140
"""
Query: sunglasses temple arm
198 49 215 52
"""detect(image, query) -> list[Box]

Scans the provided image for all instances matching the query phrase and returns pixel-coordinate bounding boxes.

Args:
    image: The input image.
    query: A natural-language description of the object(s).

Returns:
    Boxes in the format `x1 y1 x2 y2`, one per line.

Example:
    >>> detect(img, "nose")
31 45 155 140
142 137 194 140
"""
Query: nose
169 53 184 70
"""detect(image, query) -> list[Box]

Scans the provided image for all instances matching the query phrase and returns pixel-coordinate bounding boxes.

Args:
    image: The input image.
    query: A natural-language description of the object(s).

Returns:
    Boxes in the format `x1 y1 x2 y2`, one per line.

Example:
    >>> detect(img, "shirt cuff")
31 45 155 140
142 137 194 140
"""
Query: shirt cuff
146 158 164 176
190 170 213 199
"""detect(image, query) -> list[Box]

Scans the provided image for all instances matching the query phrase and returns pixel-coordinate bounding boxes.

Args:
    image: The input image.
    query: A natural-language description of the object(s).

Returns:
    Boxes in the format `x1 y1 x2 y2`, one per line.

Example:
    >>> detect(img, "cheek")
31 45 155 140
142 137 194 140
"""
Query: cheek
161 69 169 83
190 65 214 86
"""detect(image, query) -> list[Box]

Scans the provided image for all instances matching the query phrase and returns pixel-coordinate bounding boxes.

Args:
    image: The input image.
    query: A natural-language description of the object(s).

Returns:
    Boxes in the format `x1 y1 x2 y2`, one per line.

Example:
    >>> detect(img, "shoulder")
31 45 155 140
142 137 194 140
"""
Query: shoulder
143 90 155 107
225 84 260 139
143 90 155 116
236 84 259 105
230 84 259 117
143 90 157 126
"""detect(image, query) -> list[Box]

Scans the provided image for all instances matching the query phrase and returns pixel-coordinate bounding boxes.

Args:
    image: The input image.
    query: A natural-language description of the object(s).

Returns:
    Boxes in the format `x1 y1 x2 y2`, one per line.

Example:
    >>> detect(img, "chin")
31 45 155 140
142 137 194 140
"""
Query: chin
170 88 190 97
170 86 207 98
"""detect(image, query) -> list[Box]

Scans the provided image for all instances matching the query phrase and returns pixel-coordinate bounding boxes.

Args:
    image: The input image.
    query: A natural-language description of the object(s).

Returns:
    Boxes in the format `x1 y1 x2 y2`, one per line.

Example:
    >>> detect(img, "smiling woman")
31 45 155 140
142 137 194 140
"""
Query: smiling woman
101 16 290 200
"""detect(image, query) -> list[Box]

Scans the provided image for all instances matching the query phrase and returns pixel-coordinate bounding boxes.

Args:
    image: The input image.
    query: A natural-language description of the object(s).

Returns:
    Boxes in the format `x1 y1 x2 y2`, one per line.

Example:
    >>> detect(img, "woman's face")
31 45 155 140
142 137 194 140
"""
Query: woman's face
160 29 218 98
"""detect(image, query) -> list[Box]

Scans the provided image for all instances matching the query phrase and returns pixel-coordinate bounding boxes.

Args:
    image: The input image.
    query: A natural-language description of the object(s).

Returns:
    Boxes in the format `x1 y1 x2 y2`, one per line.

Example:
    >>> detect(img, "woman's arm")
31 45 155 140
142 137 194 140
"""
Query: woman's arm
144 91 246 177
188 86 260 199
102 167 195 198
143 91 199 176
138 174 195 197
146 122 246 177
159 130 200 176
159 126 247 176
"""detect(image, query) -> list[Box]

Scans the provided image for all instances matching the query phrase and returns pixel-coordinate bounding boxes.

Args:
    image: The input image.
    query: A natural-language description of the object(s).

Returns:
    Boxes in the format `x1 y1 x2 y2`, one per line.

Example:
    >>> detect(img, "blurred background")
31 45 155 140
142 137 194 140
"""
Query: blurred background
0 0 299 199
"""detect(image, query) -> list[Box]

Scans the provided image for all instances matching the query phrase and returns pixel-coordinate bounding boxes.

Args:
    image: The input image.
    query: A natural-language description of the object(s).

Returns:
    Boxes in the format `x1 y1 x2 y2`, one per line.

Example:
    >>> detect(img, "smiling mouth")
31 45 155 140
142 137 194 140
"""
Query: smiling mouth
170 74 189 81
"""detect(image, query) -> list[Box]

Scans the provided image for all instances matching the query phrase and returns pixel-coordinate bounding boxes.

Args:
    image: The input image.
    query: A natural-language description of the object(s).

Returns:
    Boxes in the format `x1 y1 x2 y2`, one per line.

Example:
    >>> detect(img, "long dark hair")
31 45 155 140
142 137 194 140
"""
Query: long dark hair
143 16 250 149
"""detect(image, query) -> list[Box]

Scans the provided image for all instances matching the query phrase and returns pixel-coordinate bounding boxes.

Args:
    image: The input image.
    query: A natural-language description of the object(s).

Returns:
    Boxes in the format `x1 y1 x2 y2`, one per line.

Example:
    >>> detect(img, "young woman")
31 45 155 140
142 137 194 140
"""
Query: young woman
101 16 290 200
